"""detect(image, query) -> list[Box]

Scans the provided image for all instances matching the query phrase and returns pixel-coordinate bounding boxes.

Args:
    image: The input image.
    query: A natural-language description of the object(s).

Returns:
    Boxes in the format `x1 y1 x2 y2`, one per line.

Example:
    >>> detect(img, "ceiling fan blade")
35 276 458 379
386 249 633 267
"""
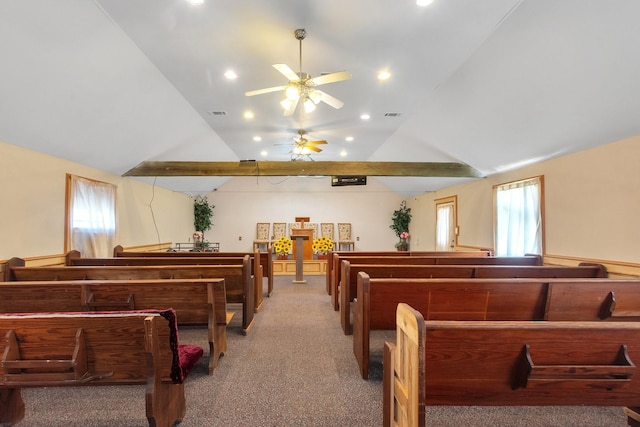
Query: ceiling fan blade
306 145 323 153
310 71 352 86
245 85 287 97
308 140 328 145
273 64 300 81
283 96 299 116
315 90 344 109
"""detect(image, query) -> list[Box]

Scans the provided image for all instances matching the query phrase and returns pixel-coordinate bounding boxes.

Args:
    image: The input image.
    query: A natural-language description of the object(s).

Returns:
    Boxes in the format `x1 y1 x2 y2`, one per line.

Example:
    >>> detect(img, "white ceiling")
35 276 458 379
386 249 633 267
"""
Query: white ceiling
1 1 639 197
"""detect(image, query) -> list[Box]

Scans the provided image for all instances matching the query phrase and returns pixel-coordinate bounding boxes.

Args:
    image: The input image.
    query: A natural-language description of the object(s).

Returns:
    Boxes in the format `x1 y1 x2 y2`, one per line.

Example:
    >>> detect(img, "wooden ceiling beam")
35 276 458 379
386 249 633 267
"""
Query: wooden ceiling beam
123 161 483 178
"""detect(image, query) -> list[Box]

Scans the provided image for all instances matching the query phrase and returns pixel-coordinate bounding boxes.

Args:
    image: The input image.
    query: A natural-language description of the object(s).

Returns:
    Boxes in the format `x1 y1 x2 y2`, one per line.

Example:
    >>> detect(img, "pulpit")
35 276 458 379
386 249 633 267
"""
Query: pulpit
291 216 313 260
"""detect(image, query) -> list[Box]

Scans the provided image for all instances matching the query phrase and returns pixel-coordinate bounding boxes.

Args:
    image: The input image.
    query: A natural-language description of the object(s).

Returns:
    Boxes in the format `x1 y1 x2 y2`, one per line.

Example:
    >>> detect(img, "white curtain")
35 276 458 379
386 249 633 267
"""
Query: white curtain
495 177 542 256
436 202 455 251
69 175 116 257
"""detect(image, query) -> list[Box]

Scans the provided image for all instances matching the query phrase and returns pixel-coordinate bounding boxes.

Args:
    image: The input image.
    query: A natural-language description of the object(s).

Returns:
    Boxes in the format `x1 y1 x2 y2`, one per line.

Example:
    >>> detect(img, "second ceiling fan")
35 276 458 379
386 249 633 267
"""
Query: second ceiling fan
245 29 351 116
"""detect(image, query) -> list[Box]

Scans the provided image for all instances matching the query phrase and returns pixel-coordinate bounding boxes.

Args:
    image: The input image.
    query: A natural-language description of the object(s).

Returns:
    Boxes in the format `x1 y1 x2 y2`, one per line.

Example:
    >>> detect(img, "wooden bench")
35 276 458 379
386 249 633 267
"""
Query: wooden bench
339 262 607 334
353 274 551 379
0 309 203 427
114 245 275 297
330 254 543 311
325 250 494 295
383 303 640 427
0 278 229 375
3 257 256 334
68 250 266 313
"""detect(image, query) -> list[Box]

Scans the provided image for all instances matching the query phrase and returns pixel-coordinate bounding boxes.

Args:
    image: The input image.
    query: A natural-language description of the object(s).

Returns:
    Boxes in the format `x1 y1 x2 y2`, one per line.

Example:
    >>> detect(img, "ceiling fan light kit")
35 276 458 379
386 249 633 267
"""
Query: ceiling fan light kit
245 28 351 117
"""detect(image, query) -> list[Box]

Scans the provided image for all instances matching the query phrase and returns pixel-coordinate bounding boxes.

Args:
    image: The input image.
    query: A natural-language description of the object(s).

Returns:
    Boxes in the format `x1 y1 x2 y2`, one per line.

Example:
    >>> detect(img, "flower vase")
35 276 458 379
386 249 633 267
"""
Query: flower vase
317 253 328 260
277 253 289 260
397 238 409 251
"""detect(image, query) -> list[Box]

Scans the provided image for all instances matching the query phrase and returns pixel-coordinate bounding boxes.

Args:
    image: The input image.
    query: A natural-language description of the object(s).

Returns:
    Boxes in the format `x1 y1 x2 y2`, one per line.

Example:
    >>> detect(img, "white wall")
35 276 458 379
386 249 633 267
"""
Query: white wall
0 141 194 260
408 135 640 264
205 176 404 252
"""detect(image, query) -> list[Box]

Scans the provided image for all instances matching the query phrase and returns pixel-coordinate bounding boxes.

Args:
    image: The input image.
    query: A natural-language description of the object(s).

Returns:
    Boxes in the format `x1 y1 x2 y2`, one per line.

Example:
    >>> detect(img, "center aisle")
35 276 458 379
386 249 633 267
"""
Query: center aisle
186 274 384 426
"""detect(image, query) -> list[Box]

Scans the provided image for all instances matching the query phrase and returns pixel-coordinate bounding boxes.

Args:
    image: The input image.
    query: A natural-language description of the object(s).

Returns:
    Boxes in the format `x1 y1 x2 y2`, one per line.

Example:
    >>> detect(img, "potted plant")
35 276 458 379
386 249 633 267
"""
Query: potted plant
193 196 215 240
390 200 412 250
312 236 334 259
272 236 292 260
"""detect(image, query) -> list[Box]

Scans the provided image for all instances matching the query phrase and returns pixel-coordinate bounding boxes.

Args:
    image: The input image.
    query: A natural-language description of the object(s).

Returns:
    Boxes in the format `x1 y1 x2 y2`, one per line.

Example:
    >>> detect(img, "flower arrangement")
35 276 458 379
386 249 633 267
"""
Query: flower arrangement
272 236 292 256
312 236 334 255
193 231 204 242
395 232 410 250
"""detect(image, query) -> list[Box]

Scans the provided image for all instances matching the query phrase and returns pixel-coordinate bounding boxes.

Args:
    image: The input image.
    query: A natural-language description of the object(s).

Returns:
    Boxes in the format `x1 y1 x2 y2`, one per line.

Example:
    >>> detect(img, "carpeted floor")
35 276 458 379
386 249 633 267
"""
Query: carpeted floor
20 275 629 426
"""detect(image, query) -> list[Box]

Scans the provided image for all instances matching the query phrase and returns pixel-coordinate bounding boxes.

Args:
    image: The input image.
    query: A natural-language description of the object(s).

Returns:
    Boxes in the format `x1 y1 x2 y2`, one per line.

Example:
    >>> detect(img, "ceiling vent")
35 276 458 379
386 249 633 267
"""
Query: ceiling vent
208 111 227 116
384 112 402 117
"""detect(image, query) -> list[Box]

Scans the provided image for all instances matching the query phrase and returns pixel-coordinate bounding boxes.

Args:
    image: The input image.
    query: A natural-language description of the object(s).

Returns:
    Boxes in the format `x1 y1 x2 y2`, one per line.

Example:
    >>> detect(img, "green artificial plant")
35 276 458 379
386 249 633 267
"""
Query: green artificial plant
193 196 215 239
390 200 412 238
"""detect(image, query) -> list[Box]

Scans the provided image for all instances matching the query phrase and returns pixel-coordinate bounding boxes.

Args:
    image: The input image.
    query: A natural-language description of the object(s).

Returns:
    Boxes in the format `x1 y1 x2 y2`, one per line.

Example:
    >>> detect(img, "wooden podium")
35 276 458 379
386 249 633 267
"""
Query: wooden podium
291 216 313 260
291 228 313 260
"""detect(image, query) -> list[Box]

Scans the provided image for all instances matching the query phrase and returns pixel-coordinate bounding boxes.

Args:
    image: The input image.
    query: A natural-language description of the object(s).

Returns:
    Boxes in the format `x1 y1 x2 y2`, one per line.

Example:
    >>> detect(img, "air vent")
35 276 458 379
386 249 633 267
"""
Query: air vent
384 112 402 117
208 111 227 116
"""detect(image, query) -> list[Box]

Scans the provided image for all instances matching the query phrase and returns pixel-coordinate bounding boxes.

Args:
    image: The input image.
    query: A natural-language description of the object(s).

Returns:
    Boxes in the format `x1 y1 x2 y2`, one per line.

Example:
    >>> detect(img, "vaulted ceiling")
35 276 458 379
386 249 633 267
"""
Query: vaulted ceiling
2 1 639 197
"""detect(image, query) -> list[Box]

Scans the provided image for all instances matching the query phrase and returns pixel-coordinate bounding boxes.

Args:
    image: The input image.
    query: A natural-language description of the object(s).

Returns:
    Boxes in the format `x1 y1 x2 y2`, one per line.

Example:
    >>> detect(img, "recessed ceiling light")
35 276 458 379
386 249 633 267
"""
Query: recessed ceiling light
345 136 354 142
377 71 391 81
243 111 254 120
340 150 348 157
253 136 262 142
360 114 370 120
224 70 237 80
186 0 204 5
260 150 268 156
416 0 434 6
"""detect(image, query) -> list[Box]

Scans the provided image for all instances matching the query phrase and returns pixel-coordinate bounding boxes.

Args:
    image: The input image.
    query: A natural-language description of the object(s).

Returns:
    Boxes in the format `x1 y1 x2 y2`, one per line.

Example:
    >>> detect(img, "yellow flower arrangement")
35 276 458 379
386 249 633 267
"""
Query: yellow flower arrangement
272 236 292 255
312 236 334 255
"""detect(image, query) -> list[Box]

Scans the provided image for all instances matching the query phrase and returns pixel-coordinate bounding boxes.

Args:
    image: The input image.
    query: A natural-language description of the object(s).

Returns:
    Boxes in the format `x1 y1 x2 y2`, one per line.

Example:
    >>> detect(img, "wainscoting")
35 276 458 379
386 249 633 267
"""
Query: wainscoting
272 260 327 276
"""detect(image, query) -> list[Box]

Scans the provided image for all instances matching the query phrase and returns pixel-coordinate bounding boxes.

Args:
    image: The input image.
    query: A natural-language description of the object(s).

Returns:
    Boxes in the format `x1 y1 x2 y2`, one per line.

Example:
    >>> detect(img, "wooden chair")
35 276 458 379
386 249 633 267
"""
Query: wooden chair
253 222 270 252
287 222 302 237
337 223 354 251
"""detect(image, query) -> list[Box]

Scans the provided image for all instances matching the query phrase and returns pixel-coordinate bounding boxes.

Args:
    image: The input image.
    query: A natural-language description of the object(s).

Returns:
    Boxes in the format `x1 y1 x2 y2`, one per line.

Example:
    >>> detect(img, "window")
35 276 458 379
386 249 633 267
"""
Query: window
494 176 544 256
65 174 116 257
435 196 457 251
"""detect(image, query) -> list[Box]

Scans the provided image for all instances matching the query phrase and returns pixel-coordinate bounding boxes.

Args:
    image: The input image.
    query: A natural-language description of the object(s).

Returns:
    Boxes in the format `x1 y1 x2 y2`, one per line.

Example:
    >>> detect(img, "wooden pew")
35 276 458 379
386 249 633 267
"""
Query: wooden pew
68 250 265 313
0 278 229 375
330 254 543 311
3 257 256 335
0 309 203 427
383 303 640 427
339 262 607 335
114 245 275 298
353 273 550 379
325 249 494 295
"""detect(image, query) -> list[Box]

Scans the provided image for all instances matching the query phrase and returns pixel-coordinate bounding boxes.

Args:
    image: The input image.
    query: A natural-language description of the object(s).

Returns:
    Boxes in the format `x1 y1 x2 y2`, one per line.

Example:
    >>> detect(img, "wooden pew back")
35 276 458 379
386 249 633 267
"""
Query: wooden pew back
0 310 201 426
340 262 607 334
72 249 266 311
330 254 542 310
353 273 549 378
545 279 640 321
325 249 495 295
0 278 228 374
384 303 640 427
4 258 255 334
113 245 275 297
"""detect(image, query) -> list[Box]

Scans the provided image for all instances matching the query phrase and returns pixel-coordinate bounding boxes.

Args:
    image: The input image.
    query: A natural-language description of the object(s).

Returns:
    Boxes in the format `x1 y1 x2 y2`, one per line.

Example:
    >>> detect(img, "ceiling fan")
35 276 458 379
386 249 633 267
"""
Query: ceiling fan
245 28 351 116
283 129 327 160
